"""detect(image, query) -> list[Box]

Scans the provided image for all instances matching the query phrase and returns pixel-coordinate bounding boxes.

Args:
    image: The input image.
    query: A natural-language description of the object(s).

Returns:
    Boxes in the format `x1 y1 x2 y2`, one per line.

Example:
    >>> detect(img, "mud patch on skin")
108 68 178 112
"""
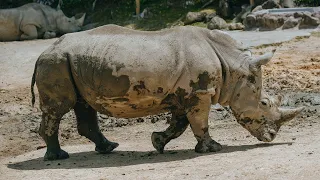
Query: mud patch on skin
133 81 150 95
113 98 129 102
161 87 199 111
247 75 256 84
157 87 163 93
72 55 130 98
189 71 215 91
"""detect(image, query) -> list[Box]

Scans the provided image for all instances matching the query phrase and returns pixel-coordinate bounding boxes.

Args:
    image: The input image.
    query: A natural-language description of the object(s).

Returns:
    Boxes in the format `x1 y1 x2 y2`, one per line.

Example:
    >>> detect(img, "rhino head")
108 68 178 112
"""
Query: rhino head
230 50 304 142
55 10 85 34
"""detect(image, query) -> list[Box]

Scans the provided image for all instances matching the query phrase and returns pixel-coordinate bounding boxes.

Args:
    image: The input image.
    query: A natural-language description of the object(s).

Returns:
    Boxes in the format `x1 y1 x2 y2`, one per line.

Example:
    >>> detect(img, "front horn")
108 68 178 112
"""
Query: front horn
276 107 305 125
77 13 86 26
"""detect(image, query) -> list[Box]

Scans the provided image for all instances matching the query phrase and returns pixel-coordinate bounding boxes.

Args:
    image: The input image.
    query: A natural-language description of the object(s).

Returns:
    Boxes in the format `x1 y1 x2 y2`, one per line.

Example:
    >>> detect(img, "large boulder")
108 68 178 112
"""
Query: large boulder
282 16 299 29
205 12 217 23
184 12 207 25
299 12 320 29
294 12 304 18
260 14 285 30
207 16 228 30
243 14 257 29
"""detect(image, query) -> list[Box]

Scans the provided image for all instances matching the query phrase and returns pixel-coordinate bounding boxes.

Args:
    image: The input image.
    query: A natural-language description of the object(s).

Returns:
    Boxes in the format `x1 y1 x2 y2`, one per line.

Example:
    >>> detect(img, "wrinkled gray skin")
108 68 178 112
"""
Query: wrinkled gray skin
31 25 304 160
0 3 85 41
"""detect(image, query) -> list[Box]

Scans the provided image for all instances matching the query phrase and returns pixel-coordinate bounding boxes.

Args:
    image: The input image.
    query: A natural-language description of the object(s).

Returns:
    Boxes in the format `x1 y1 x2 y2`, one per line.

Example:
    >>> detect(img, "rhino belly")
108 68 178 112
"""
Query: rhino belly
93 95 169 118
72 71 171 118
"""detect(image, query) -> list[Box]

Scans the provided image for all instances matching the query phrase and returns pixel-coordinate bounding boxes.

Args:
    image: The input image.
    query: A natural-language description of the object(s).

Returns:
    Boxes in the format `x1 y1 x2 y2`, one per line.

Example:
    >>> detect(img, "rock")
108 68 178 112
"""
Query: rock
312 12 320 19
252 5 263 13
184 12 207 25
293 12 304 18
207 16 228 30
280 0 295 8
261 14 285 30
218 0 232 18
228 23 245 30
282 16 299 29
244 14 257 29
261 0 281 9
299 12 320 29
205 12 216 23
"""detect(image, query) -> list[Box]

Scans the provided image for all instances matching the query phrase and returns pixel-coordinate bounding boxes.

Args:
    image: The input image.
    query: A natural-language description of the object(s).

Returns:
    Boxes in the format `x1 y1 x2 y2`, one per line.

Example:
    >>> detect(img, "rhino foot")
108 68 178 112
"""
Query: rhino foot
44 149 69 161
151 132 167 154
195 139 222 153
95 141 119 154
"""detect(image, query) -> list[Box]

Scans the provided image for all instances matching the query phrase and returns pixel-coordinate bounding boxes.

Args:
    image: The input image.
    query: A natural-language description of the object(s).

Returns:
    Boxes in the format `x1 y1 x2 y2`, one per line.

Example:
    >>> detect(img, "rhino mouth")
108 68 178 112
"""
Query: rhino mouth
257 132 276 142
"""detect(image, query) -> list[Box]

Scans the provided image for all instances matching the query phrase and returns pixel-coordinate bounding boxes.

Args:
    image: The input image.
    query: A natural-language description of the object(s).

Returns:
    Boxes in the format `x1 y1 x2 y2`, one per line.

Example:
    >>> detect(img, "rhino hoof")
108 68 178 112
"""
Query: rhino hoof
44 149 69 161
95 141 119 154
151 132 166 154
195 140 222 153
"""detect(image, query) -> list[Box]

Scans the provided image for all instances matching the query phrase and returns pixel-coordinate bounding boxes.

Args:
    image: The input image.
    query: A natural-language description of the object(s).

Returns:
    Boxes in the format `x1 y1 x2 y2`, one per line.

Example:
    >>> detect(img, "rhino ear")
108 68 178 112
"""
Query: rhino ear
250 49 275 69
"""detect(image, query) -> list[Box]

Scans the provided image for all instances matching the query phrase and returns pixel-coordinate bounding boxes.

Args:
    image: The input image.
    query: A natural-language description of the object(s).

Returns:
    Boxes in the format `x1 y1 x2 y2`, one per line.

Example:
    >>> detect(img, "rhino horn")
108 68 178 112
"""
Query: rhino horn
251 49 276 67
277 107 304 125
76 13 86 26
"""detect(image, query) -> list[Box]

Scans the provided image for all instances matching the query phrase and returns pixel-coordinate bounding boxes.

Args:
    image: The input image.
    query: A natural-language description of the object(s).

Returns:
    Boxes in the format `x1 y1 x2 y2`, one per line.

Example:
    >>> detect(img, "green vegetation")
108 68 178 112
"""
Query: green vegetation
294 0 320 6
60 0 216 30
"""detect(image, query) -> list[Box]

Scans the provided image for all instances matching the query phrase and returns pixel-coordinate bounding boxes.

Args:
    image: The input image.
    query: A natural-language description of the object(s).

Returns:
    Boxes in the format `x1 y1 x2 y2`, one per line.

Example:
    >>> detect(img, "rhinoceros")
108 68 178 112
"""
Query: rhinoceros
31 25 304 160
0 3 85 41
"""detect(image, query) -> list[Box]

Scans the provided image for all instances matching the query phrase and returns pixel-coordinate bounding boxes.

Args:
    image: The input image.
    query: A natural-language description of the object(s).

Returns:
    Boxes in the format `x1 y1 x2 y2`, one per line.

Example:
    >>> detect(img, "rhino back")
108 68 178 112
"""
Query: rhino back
0 9 22 41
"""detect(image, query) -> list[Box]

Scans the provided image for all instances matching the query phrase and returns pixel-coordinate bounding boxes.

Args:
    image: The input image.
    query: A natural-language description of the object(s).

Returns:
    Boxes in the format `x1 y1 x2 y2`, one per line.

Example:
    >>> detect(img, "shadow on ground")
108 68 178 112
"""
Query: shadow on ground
7 142 291 170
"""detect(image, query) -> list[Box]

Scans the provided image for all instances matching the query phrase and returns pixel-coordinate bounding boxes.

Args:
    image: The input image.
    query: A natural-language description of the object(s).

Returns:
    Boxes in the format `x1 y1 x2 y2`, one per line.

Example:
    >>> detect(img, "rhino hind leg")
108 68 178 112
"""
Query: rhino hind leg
74 96 119 154
151 110 189 153
36 55 78 160
187 93 222 153
39 112 70 161
20 25 38 40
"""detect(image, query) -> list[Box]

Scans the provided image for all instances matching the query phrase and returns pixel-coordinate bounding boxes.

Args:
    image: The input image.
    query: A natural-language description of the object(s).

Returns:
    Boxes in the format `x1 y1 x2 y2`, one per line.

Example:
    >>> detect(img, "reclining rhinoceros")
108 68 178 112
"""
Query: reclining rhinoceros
0 3 85 41
31 25 304 160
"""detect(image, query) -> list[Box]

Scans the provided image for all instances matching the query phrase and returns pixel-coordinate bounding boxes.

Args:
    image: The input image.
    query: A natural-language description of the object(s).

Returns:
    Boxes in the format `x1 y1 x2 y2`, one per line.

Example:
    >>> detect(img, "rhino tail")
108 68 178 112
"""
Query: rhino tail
31 61 38 107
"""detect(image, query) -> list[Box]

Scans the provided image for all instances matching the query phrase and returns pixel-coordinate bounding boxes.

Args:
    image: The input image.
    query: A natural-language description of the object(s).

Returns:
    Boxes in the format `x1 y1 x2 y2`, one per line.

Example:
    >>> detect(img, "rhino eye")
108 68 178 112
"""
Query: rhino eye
260 99 269 107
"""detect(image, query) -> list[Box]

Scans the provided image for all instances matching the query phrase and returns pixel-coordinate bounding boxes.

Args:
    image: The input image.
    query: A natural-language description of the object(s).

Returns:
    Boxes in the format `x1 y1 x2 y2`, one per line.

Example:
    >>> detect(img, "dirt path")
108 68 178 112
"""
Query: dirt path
0 34 319 179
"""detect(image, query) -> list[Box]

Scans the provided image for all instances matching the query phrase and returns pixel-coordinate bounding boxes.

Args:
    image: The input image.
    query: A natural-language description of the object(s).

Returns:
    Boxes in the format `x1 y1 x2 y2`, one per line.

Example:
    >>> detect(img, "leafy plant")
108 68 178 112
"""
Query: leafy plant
294 0 320 6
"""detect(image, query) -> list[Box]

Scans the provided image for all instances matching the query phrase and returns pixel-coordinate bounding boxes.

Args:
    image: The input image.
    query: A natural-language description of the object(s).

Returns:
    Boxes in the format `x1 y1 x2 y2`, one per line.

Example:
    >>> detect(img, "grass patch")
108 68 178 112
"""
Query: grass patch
311 31 320 37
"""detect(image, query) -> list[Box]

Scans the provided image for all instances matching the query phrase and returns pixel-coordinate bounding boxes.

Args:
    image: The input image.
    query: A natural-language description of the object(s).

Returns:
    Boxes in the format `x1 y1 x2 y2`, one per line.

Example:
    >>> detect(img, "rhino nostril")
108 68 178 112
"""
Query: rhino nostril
270 132 276 139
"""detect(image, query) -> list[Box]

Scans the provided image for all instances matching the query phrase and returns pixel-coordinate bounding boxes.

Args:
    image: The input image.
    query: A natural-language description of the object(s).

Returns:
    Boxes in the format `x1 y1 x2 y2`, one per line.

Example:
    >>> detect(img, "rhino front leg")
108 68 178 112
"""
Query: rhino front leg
187 93 222 153
20 25 38 40
43 31 57 39
74 96 119 154
151 110 189 153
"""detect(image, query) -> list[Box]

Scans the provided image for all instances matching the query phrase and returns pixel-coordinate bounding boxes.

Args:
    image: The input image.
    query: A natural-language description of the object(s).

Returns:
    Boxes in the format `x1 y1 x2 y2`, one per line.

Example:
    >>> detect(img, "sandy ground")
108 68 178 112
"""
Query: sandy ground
0 33 319 179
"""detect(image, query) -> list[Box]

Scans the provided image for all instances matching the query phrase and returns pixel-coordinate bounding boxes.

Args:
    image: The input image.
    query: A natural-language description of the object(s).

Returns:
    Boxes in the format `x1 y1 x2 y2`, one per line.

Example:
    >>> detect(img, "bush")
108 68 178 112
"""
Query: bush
294 0 320 6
